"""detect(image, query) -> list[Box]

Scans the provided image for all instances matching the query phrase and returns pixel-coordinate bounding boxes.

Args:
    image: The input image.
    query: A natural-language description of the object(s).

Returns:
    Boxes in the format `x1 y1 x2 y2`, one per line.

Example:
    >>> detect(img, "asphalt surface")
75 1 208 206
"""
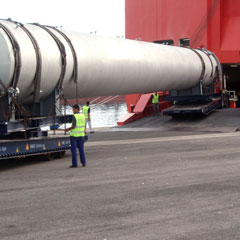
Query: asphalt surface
1 110 240 239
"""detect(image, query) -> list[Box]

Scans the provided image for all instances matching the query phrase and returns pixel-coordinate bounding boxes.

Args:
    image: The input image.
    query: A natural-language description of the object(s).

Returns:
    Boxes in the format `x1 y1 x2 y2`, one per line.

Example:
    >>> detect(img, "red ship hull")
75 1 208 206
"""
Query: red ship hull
124 0 240 111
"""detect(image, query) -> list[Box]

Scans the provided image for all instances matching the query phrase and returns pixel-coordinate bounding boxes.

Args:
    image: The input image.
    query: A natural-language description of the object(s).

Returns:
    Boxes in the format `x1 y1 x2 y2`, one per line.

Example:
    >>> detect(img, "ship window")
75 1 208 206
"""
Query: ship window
153 40 174 45
179 38 190 47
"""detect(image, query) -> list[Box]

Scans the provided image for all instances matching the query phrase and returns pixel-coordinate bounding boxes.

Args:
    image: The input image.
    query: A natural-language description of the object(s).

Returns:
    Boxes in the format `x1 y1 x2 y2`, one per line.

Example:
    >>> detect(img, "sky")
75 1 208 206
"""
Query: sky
1 0 125 37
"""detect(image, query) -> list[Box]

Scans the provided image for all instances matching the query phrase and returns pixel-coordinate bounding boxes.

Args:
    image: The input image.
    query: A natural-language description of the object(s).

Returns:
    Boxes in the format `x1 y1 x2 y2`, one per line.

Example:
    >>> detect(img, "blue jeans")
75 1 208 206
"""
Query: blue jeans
153 103 159 114
70 136 86 167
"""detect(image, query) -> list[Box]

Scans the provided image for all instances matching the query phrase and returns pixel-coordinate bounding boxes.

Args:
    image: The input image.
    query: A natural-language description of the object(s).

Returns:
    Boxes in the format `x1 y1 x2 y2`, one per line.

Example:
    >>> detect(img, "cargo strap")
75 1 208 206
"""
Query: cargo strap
33 23 67 93
0 79 31 137
200 48 214 78
47 26 79 104
47 27 78 85
190 48 206 85
0 20 21 90
11 21 43 103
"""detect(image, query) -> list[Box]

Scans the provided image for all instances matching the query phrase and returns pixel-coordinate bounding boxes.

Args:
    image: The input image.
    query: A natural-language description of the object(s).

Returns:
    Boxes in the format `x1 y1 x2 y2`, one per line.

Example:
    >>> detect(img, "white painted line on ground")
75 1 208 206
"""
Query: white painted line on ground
86 132 240 147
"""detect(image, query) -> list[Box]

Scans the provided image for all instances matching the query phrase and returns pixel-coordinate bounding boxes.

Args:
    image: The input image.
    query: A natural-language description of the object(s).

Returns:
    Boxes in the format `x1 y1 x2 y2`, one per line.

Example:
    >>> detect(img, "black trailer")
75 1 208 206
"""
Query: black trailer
0 133 70 160
163 95 223 117
0 77 75 160
0 114 73 160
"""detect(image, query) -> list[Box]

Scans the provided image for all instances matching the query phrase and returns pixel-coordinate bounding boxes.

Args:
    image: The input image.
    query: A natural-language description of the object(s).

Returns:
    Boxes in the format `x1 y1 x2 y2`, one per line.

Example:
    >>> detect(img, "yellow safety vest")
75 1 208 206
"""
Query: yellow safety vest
82 106 90 119
70 113 85 137
152 93 159 104
229 96 238 102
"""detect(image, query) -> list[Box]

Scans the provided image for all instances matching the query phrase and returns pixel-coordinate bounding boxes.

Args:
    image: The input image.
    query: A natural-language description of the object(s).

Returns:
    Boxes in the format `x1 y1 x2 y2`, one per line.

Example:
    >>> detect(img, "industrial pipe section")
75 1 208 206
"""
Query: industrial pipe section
0 19 219 103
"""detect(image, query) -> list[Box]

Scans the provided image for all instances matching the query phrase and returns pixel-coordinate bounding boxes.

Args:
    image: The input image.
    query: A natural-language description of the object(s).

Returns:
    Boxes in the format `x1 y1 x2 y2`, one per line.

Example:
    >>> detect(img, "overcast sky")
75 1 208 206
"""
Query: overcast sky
1 0 125 37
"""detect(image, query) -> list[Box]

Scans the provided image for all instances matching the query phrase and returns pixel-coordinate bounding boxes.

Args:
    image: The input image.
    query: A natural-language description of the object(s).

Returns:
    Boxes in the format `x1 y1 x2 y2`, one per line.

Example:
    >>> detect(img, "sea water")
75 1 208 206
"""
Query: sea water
63 102 128 127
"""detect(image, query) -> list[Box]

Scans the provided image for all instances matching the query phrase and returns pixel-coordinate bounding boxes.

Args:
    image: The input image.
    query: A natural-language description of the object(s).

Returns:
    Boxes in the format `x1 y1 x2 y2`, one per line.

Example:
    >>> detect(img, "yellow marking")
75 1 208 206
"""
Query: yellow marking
16 147 19 153
26 144 29 150
58 141 61 147
43 145 46 150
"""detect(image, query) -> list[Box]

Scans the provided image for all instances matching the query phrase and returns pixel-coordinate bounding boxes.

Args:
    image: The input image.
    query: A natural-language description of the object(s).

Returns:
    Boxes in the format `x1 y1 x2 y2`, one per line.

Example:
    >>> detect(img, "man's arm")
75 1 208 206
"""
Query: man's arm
65 116 76 132
88 108 90 120
65 125 76 132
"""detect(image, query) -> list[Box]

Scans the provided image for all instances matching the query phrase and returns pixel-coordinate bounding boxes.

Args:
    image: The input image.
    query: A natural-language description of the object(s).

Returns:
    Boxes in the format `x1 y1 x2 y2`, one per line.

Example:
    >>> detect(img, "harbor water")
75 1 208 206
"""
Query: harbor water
63 102 128 127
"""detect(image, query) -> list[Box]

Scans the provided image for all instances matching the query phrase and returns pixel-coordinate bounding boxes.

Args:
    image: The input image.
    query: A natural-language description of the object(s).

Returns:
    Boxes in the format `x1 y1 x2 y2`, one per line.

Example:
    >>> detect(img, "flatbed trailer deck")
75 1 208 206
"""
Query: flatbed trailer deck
163 97 222 116
0 133 70 160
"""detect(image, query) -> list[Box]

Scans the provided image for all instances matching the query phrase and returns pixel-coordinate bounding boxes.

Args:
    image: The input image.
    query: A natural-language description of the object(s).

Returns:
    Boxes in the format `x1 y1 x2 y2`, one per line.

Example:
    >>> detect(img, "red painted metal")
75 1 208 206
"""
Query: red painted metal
117 113 138 126
230 101 237 109
133 93 152 113
125 94 141 113
119 91 172 126
124 0 240 117
125 0 240 63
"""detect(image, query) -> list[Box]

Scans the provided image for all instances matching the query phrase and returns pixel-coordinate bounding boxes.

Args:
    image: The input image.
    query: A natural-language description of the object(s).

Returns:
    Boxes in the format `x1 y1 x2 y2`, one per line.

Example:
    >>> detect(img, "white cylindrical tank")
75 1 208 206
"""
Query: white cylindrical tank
0 20 219 103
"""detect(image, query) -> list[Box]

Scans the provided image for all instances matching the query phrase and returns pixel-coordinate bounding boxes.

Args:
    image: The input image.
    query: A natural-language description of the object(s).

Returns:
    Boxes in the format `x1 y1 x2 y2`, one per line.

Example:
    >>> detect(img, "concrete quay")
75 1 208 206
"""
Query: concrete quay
1 124 240 239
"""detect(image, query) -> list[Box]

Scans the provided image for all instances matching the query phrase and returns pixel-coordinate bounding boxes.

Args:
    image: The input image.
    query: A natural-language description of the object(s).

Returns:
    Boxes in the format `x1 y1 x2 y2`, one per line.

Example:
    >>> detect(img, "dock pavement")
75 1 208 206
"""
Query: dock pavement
1 109 240 239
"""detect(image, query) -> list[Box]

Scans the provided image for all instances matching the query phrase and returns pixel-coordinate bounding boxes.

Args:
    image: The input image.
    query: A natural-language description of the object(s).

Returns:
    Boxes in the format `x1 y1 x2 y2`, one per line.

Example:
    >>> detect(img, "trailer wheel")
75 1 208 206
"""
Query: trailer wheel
41 153 55 161
54 151 66 159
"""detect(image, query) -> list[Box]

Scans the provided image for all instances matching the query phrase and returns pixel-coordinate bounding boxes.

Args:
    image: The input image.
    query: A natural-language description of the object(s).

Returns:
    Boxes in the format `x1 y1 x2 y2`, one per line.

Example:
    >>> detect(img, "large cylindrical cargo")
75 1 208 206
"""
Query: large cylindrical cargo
0 20 219 103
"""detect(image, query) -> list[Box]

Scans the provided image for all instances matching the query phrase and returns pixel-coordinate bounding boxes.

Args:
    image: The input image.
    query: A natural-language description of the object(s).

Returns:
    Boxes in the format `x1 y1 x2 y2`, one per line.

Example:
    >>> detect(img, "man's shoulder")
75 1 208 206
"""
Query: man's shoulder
73 112 83 118
73 113 85 120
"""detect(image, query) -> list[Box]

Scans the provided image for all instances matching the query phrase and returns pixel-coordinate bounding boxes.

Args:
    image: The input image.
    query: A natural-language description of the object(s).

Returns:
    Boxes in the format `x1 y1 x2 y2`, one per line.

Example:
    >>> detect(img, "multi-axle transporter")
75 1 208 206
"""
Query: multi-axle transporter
0 19 222 159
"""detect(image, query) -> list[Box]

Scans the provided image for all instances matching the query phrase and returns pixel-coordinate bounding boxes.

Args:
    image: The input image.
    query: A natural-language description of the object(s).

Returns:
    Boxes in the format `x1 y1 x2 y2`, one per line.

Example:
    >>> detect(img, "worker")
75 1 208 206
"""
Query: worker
82 101 94 133
229 91 238 108
152 91 160 115
65 104 86 168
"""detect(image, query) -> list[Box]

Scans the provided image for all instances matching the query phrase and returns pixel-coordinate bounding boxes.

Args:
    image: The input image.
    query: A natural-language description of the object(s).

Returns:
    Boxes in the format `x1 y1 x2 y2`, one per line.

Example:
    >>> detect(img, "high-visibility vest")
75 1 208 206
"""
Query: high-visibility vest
229 96 238 102
152 93 159 104
70 113 85 137
82 105 90 119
